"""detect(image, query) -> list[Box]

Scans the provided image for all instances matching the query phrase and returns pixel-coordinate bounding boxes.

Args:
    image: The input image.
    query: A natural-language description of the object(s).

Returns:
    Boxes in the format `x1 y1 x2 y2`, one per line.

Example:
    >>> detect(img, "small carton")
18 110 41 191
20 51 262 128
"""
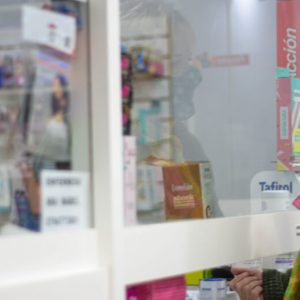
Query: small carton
127 276 186 300
162 161 203 220
137 157 215 220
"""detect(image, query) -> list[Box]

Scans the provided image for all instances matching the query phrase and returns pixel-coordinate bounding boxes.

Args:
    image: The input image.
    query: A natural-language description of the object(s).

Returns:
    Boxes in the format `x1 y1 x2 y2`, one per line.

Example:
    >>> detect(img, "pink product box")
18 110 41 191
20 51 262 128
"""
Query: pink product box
122 84 131 98
123 136 137 225
277 77 300 171
122 56 130 70
293 195 300 209
277 0 300 78
127 276 186 300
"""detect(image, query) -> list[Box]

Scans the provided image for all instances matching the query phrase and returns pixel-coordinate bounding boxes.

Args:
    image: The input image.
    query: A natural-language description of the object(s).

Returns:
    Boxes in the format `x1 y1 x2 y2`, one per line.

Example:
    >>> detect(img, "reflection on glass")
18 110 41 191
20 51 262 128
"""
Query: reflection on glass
0 0 91 234
121 0 296 224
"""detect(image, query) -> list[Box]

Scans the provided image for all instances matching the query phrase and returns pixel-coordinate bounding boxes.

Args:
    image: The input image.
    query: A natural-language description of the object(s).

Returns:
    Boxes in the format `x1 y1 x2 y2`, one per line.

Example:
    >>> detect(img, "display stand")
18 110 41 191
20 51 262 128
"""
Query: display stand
121 16 174 161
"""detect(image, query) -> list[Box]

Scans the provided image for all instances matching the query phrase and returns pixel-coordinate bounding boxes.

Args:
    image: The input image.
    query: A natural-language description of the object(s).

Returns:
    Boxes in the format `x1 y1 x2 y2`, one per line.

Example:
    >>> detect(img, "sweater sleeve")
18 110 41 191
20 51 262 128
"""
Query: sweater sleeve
263 269 292 300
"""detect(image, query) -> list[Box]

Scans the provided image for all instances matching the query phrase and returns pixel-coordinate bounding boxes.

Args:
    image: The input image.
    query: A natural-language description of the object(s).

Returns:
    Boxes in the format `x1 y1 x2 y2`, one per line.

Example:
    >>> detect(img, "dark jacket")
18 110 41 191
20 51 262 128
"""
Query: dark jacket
263 269 292 300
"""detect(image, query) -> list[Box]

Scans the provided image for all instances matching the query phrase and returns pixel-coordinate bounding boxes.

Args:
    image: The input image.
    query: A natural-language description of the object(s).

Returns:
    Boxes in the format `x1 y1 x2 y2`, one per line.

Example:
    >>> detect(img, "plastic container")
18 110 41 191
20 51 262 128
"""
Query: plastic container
199 278 227 300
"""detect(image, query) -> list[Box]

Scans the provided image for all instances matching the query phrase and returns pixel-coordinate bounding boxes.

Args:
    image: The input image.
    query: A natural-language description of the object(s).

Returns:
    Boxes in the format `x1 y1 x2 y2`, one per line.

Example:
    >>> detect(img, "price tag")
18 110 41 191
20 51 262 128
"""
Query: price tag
22 5 76 55
41 170 89 232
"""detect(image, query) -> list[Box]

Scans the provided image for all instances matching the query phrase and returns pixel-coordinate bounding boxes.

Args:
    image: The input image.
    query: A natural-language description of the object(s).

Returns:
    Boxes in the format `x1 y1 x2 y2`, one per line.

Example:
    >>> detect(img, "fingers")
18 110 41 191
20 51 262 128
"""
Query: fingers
230 272 263 300
231 267 262 280
231 267 252 275
230 272 250 290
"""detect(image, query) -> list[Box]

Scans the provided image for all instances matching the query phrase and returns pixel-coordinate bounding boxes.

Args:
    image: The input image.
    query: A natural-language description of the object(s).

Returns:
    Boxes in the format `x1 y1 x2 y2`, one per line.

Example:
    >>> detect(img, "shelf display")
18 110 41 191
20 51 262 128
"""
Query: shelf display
121 3 227 224
120 0 300 225
0 1 91 233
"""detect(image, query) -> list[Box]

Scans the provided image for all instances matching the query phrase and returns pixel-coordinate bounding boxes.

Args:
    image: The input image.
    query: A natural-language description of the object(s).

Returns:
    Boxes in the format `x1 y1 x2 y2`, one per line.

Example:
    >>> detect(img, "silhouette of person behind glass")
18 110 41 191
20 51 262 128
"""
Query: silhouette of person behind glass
121 0 223 217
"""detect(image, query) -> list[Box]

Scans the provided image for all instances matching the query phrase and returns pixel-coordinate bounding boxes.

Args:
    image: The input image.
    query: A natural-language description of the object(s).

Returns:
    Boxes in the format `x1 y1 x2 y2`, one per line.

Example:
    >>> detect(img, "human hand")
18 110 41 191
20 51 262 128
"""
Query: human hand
231 267 262 280
230 268 263 300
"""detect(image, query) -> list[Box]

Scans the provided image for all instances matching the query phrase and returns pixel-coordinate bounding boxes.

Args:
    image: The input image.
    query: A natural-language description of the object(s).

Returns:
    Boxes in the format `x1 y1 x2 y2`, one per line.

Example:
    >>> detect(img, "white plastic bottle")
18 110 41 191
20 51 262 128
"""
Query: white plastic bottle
199 278 226 300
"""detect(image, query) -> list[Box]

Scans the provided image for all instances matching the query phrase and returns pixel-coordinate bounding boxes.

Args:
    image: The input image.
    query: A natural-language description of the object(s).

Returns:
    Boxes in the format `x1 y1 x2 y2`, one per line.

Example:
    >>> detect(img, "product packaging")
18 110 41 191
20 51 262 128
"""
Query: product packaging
123 136 137 225
277 0 300 78
127 276 186 300
199 278 227 300
274 253 297 273
185 269 213 286
138 157 215 221
277 0 300 171
121 47 133 135
15 190 40 232
276 77 300 171
198 161 215 218
163 161 203 220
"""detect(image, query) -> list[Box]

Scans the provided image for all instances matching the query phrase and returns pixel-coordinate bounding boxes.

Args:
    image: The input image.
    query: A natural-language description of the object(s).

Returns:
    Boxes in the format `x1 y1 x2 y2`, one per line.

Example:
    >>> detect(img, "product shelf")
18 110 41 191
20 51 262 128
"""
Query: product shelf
120 211 300 285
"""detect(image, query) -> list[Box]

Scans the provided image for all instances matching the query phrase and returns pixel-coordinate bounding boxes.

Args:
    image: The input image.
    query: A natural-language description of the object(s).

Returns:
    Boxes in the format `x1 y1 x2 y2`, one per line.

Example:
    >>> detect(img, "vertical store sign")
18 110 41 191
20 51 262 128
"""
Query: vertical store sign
22 5 76 55
41 171 89 232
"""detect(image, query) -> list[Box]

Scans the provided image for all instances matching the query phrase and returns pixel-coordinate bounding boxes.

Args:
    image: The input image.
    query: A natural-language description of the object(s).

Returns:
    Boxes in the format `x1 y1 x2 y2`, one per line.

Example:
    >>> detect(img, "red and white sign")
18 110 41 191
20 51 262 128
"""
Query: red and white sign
277 0 300 77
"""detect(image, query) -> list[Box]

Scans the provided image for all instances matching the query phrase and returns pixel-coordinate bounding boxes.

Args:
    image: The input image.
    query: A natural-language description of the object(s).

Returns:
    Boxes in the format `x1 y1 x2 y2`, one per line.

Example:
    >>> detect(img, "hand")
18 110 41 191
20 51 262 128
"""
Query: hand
231 267 262 280
230 268 263 300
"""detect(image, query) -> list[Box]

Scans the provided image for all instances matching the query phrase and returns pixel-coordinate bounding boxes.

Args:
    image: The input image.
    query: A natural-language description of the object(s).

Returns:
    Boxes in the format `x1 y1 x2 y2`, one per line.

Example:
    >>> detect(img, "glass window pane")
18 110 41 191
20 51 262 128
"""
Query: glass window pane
121 0 292 224
0 0 91 234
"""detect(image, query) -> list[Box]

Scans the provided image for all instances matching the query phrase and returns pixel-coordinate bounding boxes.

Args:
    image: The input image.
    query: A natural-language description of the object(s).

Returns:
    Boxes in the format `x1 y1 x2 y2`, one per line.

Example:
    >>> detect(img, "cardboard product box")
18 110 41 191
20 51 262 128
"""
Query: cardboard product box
276 77 300 172
162 162 203 220
127 276 186 300
137 158 216 220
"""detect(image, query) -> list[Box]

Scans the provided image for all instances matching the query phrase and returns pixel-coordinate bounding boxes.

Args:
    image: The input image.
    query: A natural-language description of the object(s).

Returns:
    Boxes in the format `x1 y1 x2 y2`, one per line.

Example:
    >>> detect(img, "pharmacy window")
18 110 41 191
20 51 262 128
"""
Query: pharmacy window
121 0 299 224
0 0 91 234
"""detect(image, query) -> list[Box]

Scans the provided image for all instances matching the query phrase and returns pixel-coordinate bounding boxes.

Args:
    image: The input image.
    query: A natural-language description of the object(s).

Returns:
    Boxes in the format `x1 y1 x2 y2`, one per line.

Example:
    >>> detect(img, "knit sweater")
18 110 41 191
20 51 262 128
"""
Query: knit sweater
263 269 292 300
